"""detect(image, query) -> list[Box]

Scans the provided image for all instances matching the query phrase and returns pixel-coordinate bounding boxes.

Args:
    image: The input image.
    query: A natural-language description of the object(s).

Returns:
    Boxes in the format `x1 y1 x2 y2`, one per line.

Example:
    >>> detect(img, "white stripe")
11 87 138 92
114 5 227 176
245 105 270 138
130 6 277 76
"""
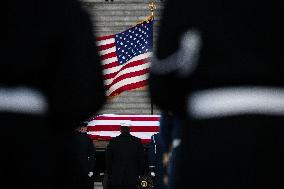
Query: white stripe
106 74 148 96
98 46 116 56
96 38 115 46
0 87 48 115
88 131 158 139
88 120 160 126
88 131 120 137
103 64 123 76
101 57 118 66
111 62 150 80
188 87 284 119
131 132 158 139
95 114 160 118
104 62 150 86
102 52 151 74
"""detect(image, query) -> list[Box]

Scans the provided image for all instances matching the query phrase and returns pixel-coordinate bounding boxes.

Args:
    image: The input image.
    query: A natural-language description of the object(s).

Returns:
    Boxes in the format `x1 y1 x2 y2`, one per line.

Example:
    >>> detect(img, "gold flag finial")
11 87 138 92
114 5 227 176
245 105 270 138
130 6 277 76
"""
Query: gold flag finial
149 1 157 18
135 1 156 25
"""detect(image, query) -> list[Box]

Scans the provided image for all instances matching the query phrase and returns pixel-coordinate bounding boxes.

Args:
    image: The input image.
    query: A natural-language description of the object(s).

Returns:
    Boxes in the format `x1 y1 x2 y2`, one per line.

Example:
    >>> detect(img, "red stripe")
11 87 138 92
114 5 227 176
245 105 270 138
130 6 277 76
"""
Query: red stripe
96 35 115 41
105 69 149 90
108 80 148 97
93 116 160 121
103 58 149 80
102 61 119 70
103 70 119 80
98 43 115 51
88 135 151 144
89 135 112 141
88 125 121 131
100 52 117 61
141 139 151 144
88 126 159 132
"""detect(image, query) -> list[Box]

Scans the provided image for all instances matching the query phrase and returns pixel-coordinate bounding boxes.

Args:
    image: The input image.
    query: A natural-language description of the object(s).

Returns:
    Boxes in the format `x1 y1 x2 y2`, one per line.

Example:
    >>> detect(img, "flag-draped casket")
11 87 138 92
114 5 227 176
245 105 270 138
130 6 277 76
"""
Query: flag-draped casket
87 114 160 144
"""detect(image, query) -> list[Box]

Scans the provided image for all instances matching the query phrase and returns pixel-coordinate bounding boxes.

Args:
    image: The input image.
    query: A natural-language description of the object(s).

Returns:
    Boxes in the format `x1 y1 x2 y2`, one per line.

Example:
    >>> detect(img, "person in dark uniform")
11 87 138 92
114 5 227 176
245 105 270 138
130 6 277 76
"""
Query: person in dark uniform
158 112 183 189
149 0 284 189
148 133 166 189
1 0 106 189
62 123 96 189
106 122 145 189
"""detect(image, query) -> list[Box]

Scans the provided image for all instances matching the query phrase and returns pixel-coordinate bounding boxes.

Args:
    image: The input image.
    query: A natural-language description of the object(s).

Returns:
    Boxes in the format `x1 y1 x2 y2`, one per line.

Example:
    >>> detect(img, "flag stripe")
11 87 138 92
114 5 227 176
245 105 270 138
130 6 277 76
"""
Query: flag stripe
88 126 159 132
96 35 115 41
98 43 116 52
101 57 118 66
99 47 116 56
103 58 149 80
90 115 160 120
103 68 120 80
102 61 119 70
104 61 149 85
88 120 159 126
108 79 148 97
97 38 115 46
102 52 151 74
100 52 118 61
107 75 148 96
105 68 149 90
88 131 157 139
87 114 160 144
89 135 151 144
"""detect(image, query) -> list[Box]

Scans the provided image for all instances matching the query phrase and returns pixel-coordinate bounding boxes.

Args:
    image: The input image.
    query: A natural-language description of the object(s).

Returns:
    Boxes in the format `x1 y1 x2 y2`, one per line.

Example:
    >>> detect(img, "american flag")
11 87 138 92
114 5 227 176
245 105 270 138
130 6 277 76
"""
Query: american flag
96 19 154 97
87 114 160 144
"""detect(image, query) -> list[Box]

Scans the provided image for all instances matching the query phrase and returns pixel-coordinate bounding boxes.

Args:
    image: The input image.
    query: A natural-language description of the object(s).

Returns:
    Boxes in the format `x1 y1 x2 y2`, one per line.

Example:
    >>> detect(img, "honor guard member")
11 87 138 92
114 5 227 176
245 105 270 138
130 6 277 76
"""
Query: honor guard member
149 0 284 189
158 112 183 189
62 123 96 189
1 0 106 188
148 133 166 189
106 122 145 189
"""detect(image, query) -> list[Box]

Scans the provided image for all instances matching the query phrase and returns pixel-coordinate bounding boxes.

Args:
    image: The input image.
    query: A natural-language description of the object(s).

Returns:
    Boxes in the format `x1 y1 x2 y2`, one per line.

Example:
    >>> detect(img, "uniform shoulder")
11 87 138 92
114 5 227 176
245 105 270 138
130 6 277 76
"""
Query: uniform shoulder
130 135 142 143
151 133 158 139
111 134 125 143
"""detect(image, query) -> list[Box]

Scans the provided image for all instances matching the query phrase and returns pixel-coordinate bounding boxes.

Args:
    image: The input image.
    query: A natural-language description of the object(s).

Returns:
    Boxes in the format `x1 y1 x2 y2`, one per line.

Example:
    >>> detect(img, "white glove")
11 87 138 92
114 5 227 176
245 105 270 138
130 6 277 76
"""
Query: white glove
150 172 155 177
88 172 93 177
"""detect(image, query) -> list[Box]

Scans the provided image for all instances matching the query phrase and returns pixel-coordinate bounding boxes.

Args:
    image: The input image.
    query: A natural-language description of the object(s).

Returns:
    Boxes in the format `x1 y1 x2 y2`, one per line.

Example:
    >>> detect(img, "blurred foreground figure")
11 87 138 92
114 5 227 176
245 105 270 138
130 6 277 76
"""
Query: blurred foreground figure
1 0 105 188
149 0 284 188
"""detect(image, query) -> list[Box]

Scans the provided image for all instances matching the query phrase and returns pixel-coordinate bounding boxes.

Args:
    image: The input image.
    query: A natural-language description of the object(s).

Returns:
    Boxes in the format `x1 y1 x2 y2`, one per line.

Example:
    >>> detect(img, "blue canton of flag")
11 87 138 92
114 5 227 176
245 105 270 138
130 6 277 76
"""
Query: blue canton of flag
115 20 153 65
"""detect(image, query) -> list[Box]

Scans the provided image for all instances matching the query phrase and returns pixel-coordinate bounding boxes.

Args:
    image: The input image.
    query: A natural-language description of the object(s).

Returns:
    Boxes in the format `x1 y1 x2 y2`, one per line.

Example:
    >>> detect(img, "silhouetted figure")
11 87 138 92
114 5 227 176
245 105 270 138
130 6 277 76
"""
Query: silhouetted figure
106 123 145 189
62 123 96 189
158 112 183 189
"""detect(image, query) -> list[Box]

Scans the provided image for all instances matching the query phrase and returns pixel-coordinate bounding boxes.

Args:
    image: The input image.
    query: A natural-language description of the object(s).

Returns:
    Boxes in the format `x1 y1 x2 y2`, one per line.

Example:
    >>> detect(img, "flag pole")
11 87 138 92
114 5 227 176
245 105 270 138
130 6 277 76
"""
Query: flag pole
149 0 156 115
135 1 156 114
